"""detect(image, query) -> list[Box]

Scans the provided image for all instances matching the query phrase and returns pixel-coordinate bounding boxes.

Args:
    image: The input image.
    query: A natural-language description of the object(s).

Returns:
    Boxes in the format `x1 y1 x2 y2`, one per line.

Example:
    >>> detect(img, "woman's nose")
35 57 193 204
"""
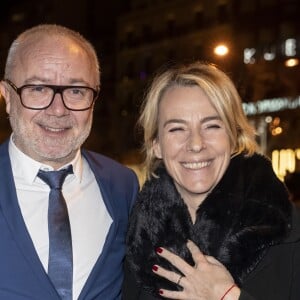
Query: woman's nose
187 131 205 152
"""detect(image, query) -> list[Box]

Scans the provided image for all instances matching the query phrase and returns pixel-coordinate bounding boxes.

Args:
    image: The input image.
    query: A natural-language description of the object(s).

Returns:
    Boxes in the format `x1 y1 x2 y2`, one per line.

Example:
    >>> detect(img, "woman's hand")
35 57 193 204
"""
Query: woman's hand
152 240 241 300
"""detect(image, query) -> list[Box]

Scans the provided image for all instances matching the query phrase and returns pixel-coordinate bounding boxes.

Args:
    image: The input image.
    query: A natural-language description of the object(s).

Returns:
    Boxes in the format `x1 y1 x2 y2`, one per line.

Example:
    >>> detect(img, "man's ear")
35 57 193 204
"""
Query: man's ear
0 81 11 114
153 138 162 159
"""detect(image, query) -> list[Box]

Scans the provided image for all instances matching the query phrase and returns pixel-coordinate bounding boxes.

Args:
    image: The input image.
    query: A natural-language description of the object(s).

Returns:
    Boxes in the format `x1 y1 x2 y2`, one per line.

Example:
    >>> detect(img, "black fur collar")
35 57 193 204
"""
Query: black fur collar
126 154 292 296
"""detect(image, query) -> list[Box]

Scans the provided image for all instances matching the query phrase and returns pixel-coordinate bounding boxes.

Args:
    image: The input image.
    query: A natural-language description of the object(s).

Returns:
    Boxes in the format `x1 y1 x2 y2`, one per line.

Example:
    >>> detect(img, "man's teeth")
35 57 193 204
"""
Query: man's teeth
45 127 64 132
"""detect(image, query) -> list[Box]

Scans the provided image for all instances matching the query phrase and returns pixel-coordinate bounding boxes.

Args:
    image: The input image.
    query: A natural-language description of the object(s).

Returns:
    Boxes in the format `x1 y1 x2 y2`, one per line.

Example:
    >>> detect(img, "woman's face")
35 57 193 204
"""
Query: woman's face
153 85 232 204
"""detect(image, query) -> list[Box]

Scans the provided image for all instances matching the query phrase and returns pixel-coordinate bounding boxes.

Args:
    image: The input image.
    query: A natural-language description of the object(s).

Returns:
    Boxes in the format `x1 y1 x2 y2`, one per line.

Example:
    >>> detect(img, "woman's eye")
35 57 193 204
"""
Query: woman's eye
169 127 184 132
206 124 221 129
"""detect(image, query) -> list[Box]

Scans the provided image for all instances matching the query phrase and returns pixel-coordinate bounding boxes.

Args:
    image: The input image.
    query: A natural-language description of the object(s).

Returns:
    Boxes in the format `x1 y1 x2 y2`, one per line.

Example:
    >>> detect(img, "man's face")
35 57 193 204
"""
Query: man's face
1 36 98 169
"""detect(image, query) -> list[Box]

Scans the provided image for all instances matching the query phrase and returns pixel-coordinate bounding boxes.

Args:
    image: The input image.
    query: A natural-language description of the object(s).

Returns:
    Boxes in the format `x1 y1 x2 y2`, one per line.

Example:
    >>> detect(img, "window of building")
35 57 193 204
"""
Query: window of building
236 0 256 14
167 49 176 61
259 0 277 8
132 0 147 9
194 45 204 59
126 30 135 47
167 18 176 37
139 56 153 80
142 24 152 42
194 10 204 28
217 4 229 23
126 61 135 79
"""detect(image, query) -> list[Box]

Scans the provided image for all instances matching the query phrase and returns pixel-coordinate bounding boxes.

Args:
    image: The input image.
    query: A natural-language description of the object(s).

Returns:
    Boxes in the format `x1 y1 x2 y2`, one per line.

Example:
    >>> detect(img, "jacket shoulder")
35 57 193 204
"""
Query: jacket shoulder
82 149 137 178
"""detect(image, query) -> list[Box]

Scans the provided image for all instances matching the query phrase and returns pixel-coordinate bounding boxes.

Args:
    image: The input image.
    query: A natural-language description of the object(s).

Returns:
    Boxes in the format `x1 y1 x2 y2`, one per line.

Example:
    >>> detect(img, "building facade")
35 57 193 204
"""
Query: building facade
0 0 299 176
115 0 300 175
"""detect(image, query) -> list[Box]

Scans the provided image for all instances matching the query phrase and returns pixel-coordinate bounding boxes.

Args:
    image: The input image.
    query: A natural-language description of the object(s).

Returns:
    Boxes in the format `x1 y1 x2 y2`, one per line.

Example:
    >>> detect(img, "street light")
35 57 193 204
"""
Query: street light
284 58 299 67
214 44 229 57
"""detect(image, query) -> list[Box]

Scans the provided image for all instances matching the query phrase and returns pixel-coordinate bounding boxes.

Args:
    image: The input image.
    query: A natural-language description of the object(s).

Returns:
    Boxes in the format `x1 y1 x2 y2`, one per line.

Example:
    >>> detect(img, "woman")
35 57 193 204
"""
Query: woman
123 62 300 300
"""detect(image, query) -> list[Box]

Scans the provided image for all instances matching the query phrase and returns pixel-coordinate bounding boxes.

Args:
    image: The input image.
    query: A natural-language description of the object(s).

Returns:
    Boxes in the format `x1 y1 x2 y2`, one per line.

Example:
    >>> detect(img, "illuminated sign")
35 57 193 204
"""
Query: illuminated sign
243 96 300 116
272 148 300 180
244 38 298 64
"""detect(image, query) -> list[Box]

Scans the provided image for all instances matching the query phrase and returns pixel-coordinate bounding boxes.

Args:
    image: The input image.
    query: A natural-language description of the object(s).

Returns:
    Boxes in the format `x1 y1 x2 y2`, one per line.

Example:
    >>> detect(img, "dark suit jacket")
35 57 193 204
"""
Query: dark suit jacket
239 206 300 300
0 139 139 300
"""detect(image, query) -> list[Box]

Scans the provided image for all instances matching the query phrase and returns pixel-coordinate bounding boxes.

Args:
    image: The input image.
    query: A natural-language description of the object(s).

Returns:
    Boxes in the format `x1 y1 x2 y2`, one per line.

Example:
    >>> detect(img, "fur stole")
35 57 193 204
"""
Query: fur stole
125 153 292 296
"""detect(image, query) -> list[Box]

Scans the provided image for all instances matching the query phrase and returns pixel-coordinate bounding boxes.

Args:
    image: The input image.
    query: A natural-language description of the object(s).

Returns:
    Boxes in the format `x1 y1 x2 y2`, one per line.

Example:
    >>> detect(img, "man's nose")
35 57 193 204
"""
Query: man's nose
45 92 69 115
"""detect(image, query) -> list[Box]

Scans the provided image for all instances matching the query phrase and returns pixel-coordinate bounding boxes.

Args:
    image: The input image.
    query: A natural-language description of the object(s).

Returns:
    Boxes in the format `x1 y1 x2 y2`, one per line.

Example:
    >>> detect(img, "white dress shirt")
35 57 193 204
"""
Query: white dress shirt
8 136 112 300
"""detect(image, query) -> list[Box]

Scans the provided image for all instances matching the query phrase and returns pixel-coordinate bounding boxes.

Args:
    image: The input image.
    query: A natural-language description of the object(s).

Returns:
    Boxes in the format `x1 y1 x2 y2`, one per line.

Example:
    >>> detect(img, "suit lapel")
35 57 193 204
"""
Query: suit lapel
0 140 60 299
81 150 117 221
78 151 119 299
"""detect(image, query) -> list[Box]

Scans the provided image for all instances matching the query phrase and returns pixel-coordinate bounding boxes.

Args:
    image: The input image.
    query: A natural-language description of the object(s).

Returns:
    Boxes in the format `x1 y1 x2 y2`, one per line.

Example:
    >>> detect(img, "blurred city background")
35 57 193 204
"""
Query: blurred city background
0 0 299 181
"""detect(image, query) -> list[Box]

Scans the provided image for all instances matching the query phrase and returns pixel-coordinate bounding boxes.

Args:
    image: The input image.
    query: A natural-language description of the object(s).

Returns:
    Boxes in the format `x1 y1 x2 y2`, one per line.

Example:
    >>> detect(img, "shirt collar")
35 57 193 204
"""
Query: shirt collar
8 134 83 184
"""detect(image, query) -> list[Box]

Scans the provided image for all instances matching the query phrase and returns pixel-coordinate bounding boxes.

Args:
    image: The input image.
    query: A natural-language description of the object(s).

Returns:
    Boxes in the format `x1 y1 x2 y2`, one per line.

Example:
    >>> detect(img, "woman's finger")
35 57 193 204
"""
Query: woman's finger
156 247 193 275
187 240 208 267
205 255 224 266
187 240 229 268
152 263 185 286
158 289 184 299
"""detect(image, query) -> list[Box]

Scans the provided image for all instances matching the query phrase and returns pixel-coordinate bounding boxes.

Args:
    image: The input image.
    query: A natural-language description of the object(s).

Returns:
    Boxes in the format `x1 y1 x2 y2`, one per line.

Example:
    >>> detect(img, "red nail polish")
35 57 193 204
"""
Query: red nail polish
159 289 164 295
152 265 158 271
156 247 163 254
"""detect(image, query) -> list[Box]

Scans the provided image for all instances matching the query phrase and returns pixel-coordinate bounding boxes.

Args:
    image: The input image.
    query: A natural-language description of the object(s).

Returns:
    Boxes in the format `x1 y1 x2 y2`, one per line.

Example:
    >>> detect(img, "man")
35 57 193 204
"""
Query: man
0 24 139 300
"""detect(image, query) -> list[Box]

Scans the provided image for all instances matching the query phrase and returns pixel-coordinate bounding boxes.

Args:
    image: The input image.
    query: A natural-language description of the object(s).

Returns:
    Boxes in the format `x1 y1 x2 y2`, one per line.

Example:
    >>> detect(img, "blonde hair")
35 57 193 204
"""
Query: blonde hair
4 24 100 85
138 61 258 179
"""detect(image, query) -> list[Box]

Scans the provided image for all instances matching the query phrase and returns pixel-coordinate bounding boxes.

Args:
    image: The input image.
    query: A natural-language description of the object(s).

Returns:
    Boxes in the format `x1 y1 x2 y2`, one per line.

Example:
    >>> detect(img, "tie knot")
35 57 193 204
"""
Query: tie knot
38 165 73 190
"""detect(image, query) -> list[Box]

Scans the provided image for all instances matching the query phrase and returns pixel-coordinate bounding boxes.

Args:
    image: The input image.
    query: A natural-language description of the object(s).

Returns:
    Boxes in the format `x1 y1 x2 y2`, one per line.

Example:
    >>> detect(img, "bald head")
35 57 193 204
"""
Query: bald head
4 24 100 86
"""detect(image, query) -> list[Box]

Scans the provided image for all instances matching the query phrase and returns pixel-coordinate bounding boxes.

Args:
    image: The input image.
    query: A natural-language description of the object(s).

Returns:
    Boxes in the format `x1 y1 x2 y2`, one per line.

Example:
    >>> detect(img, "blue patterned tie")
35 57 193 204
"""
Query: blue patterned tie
38 165 73 300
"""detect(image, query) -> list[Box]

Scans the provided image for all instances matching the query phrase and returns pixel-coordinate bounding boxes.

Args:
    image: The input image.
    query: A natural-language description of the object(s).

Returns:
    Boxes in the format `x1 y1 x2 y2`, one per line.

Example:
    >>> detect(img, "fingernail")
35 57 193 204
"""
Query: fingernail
152 265 158 272
156 247 163 254
159 289 164 295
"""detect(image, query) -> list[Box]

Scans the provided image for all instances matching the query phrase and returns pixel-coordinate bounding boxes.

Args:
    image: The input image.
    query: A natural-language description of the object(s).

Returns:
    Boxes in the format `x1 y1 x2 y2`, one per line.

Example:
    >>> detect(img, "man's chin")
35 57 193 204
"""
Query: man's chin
36 146 75 163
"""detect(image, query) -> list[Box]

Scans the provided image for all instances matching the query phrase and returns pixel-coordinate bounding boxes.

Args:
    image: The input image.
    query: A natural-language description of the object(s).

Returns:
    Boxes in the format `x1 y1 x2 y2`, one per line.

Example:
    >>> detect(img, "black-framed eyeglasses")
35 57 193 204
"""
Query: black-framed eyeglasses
4 79 99 111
